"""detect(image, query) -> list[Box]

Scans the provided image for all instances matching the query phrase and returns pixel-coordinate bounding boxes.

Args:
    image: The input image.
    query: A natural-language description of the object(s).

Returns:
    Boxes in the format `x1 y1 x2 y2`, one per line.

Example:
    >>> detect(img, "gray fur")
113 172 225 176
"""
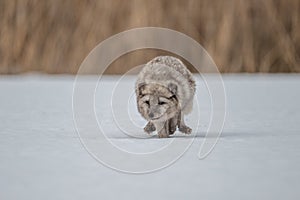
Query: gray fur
135 56 195 138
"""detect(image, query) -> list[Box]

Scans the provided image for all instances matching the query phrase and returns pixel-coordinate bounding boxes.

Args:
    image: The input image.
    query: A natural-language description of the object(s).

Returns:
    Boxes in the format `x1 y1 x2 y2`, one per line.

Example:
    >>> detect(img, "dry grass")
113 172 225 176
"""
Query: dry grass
0 0 299 74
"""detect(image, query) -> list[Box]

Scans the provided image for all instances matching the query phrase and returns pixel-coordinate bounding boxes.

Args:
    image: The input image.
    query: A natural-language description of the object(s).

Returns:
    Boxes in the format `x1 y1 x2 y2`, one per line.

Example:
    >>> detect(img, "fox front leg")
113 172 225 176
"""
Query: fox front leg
157 120 169 138
178 111 192 134
168 114 179 135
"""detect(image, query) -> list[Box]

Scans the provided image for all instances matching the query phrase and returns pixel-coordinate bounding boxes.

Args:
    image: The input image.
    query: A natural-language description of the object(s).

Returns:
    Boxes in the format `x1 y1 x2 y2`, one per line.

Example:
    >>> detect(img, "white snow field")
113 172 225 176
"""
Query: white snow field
0 74 300 200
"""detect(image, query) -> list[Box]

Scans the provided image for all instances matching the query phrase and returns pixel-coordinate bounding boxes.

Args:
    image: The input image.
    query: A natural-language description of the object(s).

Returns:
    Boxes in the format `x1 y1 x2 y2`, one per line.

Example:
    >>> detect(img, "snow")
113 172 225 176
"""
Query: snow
0 74 300 200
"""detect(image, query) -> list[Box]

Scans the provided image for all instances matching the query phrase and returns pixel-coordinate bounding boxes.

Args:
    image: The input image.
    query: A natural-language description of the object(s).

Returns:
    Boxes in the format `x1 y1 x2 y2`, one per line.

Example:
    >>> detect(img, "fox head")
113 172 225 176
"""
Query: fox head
136 83 179 122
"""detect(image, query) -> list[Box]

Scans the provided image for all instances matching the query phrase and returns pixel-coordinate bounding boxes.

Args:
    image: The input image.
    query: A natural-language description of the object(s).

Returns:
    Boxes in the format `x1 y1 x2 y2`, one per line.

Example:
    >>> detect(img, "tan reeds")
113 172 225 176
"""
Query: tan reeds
0 0 299 74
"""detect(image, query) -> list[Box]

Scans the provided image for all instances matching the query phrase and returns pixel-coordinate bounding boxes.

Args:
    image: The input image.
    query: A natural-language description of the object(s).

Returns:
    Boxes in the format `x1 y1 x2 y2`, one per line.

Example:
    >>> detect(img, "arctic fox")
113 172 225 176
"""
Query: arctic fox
136 56 195 138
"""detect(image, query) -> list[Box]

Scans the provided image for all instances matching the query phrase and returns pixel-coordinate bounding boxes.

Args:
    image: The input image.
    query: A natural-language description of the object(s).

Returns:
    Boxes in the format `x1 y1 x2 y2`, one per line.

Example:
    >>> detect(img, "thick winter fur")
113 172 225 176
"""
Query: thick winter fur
136 56 196 138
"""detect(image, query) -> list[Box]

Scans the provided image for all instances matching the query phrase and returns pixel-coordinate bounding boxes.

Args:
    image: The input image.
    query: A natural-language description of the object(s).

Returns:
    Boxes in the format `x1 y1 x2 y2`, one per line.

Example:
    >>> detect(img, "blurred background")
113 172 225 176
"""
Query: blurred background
0 0 299 74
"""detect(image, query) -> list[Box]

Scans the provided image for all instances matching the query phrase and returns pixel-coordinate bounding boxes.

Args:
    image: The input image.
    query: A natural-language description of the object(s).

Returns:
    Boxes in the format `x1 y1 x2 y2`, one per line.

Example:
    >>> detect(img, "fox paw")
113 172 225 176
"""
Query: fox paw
179 125 192 134
158 133 169 138
144 122 156 133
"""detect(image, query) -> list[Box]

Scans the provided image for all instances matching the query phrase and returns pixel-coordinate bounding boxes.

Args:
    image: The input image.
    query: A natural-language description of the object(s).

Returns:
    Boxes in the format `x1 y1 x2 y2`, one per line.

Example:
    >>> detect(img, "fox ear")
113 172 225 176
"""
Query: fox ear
168 83 177 95
138 83 146 96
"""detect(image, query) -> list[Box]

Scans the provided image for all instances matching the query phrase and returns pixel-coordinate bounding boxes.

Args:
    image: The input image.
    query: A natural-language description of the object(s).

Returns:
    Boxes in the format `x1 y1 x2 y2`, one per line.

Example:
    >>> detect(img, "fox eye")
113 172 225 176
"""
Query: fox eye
158 101 166 105
145 100 150 105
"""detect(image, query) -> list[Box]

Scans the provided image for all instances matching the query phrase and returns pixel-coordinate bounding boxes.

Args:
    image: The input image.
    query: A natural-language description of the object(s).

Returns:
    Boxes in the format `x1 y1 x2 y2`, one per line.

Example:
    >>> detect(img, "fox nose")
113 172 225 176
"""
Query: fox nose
149 112 154 118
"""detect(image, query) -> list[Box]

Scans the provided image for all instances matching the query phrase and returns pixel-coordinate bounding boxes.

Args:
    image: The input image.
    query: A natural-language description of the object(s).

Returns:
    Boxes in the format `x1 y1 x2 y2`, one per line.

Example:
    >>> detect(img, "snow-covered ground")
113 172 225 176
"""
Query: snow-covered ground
0 74 299 200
